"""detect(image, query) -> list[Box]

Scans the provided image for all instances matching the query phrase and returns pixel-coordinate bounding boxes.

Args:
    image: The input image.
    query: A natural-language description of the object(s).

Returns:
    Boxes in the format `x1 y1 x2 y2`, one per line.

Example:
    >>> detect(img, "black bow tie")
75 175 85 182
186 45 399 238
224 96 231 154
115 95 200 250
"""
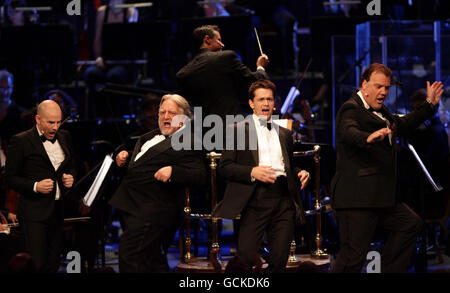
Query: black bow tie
369 106 382 113
41 135 56 144
259 120 272 131
159 133 169 139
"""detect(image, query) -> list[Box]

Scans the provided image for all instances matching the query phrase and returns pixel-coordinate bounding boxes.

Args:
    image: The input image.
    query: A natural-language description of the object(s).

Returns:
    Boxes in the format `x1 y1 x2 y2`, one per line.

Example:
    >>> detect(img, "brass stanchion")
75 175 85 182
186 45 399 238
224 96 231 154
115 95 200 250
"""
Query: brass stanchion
183 187 197 263
207 152 222 270
310 145 328 259
287 239 300 265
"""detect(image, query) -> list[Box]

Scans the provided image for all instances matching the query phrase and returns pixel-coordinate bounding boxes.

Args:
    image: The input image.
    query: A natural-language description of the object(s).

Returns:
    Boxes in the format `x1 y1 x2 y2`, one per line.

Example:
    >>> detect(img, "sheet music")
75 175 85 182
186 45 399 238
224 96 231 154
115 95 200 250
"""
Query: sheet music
273 119 292 130
407 143 443 192
280 86 300 114
83 154 114 207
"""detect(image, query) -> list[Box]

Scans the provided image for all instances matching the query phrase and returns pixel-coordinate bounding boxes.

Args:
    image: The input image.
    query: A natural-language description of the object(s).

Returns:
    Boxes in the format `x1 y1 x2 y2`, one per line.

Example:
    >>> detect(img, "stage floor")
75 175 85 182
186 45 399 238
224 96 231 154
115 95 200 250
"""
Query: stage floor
58 240 450 273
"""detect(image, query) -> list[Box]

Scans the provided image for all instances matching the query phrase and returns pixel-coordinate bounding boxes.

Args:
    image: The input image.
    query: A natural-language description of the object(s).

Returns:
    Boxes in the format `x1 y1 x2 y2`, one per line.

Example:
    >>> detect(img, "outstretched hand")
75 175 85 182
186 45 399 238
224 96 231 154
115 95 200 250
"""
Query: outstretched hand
426 81 444 105
367 127 392 144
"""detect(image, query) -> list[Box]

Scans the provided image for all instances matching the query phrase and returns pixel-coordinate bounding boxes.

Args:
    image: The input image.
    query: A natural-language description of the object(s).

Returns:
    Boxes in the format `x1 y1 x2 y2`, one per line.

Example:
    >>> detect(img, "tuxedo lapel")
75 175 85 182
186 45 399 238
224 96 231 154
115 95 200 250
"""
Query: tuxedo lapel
129 129 172 168
56 132 70 171
246 118 258 165
30 127 53 168
351 93 388 125
277 127 291 171
135 137 172 164
129 131 155 166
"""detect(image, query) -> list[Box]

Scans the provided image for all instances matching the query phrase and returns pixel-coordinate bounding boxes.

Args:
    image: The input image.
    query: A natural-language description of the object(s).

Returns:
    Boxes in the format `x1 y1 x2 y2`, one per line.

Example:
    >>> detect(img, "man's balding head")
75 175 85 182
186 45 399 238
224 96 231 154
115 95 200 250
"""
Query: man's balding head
36 100 63 140
38 99 61 114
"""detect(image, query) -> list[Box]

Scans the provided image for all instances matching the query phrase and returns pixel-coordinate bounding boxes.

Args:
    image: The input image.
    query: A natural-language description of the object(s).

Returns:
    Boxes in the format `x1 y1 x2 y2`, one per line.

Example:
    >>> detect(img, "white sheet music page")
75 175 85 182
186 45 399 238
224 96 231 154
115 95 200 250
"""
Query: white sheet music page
83 154 114 207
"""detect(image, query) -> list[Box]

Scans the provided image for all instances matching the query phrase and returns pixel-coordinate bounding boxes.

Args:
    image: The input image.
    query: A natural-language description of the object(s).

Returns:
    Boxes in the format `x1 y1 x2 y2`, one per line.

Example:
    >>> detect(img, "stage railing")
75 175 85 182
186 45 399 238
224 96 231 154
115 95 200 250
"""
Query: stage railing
290 145 329 263
182 145 328 269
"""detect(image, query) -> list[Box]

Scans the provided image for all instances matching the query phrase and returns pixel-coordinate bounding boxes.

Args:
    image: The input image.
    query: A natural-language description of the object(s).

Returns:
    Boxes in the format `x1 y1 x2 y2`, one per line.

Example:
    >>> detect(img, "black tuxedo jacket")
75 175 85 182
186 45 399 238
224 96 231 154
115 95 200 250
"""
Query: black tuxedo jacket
331 92 435 209
108 128 206 228
176 49 268 118
213 117 306 225
5 127 77 221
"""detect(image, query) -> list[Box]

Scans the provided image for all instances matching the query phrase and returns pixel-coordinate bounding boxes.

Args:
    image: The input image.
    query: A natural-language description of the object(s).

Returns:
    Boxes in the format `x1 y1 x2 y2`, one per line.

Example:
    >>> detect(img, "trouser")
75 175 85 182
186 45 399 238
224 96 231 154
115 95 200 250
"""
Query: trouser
119 213 171 273
330 202 423 273
237 176 295 273
21 202 64 273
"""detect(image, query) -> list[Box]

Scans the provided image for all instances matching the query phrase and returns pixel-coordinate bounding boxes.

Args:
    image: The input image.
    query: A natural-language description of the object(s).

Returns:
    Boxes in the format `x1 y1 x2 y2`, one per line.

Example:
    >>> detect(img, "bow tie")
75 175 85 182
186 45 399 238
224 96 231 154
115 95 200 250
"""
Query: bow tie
369 106 382 113
41 135 56 144
159 134 169 139
259 120 272 131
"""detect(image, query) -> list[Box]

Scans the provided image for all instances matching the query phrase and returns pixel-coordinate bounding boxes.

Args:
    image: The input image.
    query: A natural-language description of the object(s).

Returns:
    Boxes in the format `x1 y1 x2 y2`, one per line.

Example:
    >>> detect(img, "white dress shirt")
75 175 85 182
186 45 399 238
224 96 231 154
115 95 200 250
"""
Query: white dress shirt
134 134 166 162
134 125 187 162
33 126 65 200
252 114 286 177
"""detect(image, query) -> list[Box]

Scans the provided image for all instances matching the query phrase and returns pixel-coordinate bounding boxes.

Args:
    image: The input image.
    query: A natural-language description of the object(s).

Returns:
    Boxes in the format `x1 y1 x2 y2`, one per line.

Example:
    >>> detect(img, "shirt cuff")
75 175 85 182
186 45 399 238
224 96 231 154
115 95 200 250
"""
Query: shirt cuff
257 66 265 71
33 182 38 193
425 98 435 107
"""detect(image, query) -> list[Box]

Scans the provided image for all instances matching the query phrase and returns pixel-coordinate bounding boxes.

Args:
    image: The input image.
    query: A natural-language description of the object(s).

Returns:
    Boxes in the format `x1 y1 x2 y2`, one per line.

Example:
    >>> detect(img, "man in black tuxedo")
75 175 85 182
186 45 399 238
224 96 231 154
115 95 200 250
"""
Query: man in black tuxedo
109 94 206 273
5 100 77 273
330 63 444 273
176 24 269 120
176 24 269 251
213 79 310 272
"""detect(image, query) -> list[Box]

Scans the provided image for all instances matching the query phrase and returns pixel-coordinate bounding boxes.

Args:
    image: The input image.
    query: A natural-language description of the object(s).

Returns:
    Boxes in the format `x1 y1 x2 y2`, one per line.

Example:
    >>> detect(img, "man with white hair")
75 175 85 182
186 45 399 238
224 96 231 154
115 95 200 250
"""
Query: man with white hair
109 94 206 273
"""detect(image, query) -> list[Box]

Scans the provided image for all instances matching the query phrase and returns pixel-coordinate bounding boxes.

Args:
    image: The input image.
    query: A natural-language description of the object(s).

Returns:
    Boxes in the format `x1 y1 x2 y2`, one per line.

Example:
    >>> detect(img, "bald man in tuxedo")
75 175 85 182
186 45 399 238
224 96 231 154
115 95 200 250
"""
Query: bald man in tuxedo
5 100 77 272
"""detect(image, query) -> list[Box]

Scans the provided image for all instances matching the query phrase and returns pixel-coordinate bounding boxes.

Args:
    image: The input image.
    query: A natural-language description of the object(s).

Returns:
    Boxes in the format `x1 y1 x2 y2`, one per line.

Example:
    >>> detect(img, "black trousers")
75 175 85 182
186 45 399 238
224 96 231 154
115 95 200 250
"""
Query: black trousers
330 202 423 273
20 201 64 273
238 177 294 273
119 213 172 273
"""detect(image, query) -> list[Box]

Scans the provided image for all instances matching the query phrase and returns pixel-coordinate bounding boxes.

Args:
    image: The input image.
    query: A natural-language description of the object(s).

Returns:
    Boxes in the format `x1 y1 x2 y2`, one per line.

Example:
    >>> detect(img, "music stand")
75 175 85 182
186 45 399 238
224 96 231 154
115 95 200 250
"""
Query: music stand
83 154 115 207
408 143 443 192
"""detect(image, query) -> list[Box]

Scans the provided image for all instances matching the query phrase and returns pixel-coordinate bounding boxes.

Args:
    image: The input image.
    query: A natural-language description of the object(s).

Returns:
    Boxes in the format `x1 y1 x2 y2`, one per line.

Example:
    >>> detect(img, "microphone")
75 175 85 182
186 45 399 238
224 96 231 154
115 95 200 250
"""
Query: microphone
391 75 403 86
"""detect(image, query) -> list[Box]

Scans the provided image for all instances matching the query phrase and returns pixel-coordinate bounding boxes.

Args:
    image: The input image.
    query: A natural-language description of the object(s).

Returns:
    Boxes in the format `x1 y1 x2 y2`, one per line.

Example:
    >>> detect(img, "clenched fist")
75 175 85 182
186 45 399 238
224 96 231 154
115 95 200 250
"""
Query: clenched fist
62 173 74 188
116 150 129 167
154 166 172 183
36 179 54 194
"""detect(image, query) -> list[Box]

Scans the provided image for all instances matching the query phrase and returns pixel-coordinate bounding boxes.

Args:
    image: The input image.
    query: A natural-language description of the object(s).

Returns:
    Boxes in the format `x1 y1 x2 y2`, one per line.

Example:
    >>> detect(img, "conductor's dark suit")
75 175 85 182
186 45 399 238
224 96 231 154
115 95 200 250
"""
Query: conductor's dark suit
5 127 77 272
109 128 206 272
330 92 436 272
176 49 268 118
213 117 305 272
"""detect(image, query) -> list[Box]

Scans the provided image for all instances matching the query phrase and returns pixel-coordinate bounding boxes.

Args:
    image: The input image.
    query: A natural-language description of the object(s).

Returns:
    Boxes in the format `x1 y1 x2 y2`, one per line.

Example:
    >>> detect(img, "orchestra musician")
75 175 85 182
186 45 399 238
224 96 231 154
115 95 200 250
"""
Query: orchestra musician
5 100 77 273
